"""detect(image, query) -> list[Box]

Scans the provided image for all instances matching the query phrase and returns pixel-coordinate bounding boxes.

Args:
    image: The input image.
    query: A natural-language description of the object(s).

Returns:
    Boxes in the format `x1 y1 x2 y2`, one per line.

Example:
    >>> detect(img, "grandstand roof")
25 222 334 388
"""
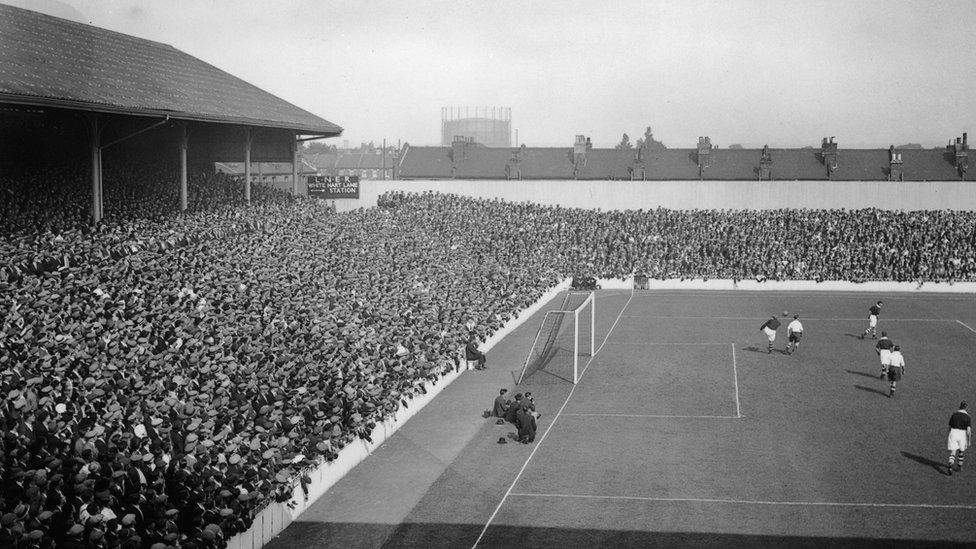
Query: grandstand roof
397 143 970 181
0 4 342 135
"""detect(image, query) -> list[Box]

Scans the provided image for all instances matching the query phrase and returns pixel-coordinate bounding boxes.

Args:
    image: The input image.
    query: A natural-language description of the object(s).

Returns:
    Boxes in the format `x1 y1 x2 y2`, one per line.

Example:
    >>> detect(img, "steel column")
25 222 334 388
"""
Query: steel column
292 137 299 195
90 116 103 223
179 123 188 211
244 128 252 203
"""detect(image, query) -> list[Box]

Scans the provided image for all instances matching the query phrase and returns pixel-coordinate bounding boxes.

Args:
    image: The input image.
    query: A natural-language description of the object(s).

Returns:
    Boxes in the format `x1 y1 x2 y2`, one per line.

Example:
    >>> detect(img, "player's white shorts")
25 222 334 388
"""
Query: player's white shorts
878 349 891 366
948 429 969 452
868 315 878 328
763 327 776 341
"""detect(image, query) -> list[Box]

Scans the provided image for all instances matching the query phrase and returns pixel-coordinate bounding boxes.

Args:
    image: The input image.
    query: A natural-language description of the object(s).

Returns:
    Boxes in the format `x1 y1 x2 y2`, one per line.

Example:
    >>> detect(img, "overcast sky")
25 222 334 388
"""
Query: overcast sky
4 0 976 148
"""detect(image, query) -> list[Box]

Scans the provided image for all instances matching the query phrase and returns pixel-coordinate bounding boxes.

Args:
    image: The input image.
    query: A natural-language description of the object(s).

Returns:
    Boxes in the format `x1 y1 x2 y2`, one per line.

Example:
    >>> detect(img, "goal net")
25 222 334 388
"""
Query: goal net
517 292 595 385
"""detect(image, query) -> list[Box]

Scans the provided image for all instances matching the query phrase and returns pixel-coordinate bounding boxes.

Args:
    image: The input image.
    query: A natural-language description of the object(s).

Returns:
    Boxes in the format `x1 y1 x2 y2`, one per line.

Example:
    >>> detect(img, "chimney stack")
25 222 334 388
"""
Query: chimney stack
758 145 773 181
506 147 522 180
696 136 712 178
949 132 969 178
820 136 838 177
888 145 904 181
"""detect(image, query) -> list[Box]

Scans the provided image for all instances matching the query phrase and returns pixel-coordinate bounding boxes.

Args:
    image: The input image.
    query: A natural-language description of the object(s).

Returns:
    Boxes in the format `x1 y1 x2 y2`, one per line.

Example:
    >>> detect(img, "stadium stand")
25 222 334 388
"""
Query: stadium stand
2 4 976 549
3 172 976 547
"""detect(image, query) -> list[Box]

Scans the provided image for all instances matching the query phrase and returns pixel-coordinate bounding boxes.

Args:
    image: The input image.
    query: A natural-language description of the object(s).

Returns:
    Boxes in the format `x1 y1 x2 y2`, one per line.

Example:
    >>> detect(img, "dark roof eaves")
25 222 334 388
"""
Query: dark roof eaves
0 93 343 136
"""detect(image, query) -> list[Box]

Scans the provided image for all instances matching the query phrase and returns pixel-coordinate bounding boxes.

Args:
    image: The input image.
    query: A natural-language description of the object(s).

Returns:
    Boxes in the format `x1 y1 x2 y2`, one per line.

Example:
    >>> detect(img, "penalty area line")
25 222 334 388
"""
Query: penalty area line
957 319 976 335
561 413 740 419
507 492 976 510
731 343 741 418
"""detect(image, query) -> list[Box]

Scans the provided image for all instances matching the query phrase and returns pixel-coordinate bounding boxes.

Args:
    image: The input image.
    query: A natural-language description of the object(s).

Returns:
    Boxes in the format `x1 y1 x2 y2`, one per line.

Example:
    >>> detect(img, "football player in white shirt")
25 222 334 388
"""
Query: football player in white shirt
886 345 905 398
785 315 803 355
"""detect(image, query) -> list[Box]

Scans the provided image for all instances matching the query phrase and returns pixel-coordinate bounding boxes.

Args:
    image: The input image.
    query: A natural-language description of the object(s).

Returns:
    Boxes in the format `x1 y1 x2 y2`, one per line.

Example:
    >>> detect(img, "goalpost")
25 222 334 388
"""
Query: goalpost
517 291 595 385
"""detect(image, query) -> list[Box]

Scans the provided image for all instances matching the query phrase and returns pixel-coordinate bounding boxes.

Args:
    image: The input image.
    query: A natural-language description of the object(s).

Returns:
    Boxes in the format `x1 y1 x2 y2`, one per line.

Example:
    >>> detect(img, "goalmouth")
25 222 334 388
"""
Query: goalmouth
516 291 595 385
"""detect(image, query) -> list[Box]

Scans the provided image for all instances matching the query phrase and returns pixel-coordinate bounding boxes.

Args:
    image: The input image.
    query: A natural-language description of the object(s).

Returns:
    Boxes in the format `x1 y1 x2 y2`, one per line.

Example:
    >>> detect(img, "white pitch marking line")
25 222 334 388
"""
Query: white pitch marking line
472 288 636 548
620 315 953 322
731 343 741 419
507 492 976 510
604 341 729 346
561 413 739 419
957 319 976 335
629 292 976 302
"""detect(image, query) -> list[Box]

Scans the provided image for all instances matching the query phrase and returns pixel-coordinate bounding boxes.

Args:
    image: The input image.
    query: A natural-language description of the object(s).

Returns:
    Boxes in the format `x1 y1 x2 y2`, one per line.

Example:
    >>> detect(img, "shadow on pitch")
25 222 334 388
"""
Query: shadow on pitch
843 333 864 339
900 451 947 475
845 369 880 379
853 384 888 397
265 519 973 549
742 345 788 355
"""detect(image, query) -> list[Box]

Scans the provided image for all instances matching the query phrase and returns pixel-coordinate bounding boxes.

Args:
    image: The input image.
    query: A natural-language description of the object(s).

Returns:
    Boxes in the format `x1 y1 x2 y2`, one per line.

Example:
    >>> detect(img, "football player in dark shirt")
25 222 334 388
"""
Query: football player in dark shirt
860 301 883 339
759 316 781 354
874 331 894 378
947 401 972 475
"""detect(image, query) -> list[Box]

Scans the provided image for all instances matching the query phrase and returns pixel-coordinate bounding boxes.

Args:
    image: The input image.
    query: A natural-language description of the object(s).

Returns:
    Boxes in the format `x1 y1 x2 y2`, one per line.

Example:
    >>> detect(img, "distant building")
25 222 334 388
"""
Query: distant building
397 133 972 181
214 160 318 184
441 106 511 147
305 150 395 180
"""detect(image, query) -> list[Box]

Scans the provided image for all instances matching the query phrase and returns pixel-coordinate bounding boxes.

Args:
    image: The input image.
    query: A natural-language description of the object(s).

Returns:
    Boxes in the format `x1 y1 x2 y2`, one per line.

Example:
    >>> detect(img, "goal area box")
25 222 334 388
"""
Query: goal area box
517 292 595 385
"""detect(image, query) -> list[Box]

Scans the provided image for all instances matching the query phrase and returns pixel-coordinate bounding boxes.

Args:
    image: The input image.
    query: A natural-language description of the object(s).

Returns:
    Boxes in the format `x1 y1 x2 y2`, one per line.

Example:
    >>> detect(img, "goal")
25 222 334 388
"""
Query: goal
517 292 595 385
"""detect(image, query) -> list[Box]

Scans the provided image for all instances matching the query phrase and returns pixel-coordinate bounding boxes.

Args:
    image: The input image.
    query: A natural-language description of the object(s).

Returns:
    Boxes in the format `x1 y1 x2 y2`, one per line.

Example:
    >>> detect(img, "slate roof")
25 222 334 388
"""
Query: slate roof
0 4 341 135
397 146 455 179
396 143 971 181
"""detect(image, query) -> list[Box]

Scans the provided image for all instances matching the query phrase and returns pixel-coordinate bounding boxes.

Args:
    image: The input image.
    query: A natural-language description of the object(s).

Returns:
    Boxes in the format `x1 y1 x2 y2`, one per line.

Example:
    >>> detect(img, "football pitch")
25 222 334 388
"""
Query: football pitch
268 289 976 548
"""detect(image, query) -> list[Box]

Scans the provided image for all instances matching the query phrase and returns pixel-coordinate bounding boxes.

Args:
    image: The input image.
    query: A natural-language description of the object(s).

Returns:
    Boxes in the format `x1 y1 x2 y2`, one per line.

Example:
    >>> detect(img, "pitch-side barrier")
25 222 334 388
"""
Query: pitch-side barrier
228 278 572 549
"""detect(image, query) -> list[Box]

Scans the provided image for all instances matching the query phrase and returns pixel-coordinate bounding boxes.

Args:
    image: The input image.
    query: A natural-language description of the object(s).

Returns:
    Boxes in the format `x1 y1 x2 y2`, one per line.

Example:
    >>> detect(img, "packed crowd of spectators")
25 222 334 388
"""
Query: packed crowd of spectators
3 175 976 548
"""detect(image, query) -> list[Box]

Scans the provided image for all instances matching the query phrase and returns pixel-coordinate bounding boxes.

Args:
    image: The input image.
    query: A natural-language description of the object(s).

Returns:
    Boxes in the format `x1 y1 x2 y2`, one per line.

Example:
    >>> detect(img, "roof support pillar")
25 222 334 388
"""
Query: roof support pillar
292 137 300 195
89 115 104 224
179 123 188 212
243 127 252 204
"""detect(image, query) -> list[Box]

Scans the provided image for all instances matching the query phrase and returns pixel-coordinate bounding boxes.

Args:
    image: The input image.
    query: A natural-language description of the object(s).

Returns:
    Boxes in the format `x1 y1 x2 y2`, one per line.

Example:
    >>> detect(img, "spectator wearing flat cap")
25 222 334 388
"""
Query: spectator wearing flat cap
492 389 510 418
517 403 537 444
465 335 487 371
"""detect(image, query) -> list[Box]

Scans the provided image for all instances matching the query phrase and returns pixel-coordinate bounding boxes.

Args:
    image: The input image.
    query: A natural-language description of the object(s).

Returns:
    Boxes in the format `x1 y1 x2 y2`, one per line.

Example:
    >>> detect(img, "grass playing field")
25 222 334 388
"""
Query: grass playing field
267 289 976 548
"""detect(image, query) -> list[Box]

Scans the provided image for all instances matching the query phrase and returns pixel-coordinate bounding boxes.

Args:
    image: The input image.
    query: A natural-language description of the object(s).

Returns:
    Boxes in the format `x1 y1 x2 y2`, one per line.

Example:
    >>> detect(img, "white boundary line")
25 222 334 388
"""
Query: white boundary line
620 315 954 322
730 343 741 419
957 319 976 335
561 413 739 419
472 288 636 548
629 291 976 301
507 492 976 510
603 341 730 346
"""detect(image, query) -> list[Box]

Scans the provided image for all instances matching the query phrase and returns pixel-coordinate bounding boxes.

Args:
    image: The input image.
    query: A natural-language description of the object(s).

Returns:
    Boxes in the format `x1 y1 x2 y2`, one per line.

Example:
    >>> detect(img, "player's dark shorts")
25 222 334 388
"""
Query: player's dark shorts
789 332 802 342
887 366 903 382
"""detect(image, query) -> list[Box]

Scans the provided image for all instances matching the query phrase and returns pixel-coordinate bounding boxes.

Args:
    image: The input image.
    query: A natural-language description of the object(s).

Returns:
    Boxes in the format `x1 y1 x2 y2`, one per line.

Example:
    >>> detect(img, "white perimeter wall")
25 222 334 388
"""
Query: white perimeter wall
330 179 976 212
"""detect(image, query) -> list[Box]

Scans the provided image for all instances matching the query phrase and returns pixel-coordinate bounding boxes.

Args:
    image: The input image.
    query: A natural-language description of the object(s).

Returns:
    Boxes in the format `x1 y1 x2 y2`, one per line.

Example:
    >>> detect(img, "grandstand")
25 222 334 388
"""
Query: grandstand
4 4 976 549
0 3 341 222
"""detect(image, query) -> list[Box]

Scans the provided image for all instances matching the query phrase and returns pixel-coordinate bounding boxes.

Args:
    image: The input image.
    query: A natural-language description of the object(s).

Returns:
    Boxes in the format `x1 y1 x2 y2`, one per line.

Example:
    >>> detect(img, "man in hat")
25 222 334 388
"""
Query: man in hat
492 389 509 418
465 335 486 371
516 402 537 444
